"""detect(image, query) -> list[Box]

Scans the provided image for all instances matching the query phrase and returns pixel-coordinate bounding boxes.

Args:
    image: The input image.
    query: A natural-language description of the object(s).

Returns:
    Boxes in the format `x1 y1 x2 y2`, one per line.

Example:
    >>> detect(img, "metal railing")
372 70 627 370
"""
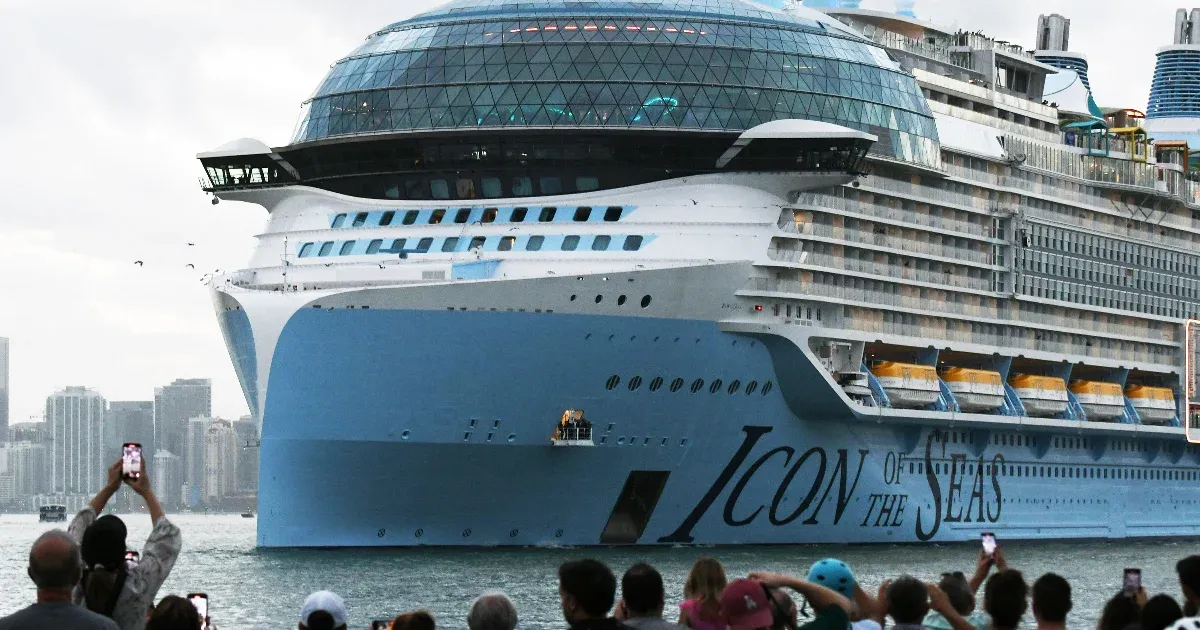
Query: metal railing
779 219 997 266
766 249 993 292
792 191 1000 240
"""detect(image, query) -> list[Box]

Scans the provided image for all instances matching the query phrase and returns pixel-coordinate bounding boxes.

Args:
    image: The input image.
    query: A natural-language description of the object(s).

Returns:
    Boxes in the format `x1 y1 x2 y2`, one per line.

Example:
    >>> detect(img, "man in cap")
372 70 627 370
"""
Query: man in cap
299 591 349 630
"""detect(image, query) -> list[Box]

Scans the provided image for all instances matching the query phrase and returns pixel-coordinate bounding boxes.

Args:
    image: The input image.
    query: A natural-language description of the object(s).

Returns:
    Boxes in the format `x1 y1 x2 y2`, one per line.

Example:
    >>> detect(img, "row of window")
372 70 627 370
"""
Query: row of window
328 205 627 229
297 234 647 258
1019 249 1200 300
1025 223 1200 276
1019 275 1200 320
911 460 1200 482
604 374 774 396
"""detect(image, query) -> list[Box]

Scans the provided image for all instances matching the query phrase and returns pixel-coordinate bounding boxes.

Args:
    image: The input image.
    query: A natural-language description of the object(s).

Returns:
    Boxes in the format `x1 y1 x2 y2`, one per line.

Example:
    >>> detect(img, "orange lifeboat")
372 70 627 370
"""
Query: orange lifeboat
869 362 940 409
1124 385 1176 425
939 367 1004 412
1069 380 1124 421
1008 374 1068 417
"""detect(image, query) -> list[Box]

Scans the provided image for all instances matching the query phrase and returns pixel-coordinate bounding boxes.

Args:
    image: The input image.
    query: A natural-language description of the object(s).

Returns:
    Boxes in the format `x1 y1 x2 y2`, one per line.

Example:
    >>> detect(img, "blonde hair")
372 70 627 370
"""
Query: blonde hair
684 557 727 615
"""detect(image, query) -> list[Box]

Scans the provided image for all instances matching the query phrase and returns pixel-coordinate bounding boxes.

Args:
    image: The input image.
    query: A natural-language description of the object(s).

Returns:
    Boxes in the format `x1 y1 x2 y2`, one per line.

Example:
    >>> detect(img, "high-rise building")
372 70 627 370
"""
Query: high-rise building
46 387 106 495
184 417 211 507
107 401 154 459
233 416 259 494
154 379 211 459
152 450 183 509
8 422 45 443
0 338 9 443
2 441 49 499
1145 8 1200 148
204 419 239 504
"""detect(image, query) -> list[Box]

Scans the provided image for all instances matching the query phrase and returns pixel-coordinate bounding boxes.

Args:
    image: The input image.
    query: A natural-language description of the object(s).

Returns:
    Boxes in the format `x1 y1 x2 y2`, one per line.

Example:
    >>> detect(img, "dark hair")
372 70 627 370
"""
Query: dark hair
1098 593 1140 630
305 610 337 630
622 563 664 616
886 575 929 624
81 515 127 570
559 559 617 618
1141 594 1184 630
392 610 436 630
28 530 81 590
984 570 1029 630
146 595 202 630
766 586 797 630
938 572 974 615
1178 556 1200 598
1032 573 1072 623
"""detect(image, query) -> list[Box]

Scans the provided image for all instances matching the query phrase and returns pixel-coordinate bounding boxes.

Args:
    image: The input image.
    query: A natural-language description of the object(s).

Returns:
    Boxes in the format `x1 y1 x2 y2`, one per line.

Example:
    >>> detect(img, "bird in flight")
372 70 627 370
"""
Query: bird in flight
185 264 195 269
134 261 144 266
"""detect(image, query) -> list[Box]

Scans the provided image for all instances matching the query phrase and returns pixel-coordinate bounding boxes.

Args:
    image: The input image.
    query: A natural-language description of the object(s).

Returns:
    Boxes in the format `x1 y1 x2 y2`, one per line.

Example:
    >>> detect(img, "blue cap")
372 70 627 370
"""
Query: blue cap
807 558 855 598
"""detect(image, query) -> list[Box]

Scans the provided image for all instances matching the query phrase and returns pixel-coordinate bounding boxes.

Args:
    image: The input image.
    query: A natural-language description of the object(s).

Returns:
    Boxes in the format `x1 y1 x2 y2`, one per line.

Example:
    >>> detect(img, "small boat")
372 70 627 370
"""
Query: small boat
241 511 255 518
869 361 940 408
1125 384 1176 424
1070 380 1125 420
39 505 67 523
1008 374 1068 417
939 367 1004 412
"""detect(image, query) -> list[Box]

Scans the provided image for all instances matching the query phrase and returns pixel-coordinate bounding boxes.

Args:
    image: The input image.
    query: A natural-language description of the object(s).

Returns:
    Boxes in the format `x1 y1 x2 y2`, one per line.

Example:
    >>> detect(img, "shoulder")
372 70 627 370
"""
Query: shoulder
1166 616 1200 630
851 619 883 630
800 603 849 630
70 606 120 630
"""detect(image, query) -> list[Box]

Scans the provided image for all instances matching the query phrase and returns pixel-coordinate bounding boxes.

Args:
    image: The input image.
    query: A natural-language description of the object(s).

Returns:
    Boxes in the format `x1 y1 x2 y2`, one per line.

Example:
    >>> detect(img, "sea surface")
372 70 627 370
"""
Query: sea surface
0 514 1192 629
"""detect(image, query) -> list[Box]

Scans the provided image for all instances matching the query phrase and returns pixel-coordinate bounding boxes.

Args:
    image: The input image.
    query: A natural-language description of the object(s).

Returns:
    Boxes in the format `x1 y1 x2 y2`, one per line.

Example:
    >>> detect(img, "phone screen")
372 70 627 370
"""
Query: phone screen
371 622 392 630
188 593 209 630
981 532 997 557
122 443 142 481
1124 569 1141 595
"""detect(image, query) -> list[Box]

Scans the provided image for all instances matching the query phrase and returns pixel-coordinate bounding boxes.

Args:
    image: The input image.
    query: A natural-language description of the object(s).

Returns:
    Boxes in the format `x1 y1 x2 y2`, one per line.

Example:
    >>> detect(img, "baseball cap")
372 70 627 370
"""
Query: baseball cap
720 578 774 630
807 558 855 599
300 591 349 628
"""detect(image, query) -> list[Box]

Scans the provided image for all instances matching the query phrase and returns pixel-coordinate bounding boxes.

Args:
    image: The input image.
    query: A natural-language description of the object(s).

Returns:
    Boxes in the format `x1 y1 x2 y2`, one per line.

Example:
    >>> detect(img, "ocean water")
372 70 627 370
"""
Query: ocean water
0 514 1192 629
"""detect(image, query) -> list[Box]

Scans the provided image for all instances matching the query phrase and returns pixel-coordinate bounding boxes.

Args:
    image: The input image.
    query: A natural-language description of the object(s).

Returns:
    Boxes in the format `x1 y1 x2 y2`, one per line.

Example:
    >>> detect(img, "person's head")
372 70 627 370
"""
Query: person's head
467 591 517 630
807 559 856 600
299 591 349 630
719 578 774 630
984 570 1029 630
621 563 665 618
81 514 128 571
1097 592 1141 630
28 530 82 594
1031 573 1071 625
938 572 975 615
684 557 728 603
146 595 202 630
766 586 798 630
391 610 435 630
558 559 617 622
1141 594 1184 630
1177 556 1200 604
886 575 929 624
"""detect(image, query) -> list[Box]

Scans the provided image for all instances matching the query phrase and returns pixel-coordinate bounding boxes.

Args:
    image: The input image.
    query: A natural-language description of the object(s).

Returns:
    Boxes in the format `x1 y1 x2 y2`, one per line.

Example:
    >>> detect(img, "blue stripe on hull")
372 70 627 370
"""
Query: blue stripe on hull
226 308 1200 547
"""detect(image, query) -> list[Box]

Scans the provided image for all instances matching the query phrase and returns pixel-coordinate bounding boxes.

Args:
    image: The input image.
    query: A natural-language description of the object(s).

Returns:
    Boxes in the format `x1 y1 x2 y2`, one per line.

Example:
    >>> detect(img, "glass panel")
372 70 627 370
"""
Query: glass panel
574 206 592 221
540 176 562 194
577 176 599 191
562 235 580 251
442 237 460 252
482 208 498 223
390 238 407 251
380 211 395 226
298 243 313 257
539 207 557 222
527 235 544 251
417 237 433 251
513 177 533 196
429 209 446 224
340 241 356 255
352 212 368 227
591 235 611 251
455 208 472 223
331 214 347 228
469 236 486 250
366 239 383 254
499 236 515 251
511 207 528 222
456 178 476 198
431 179 451 199
318 242 334 256
604 206 622 221
403 210 419 225
623 235 643 251
482 177 503 197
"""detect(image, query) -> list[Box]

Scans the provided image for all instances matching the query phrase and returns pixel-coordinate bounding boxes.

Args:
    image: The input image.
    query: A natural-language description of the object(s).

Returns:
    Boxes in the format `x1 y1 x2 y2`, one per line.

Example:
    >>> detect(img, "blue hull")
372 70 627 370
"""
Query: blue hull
225 308 1200 547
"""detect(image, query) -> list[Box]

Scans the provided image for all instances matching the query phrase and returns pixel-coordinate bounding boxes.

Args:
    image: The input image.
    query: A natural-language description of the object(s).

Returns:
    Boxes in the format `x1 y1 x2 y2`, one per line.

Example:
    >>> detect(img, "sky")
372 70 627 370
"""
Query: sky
0 0 1183 425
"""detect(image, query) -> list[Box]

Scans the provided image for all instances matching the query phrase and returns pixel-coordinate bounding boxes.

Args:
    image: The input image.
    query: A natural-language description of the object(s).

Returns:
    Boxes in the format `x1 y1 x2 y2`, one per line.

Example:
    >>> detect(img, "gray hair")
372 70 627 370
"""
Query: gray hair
29 529 81 589
468 590 518 630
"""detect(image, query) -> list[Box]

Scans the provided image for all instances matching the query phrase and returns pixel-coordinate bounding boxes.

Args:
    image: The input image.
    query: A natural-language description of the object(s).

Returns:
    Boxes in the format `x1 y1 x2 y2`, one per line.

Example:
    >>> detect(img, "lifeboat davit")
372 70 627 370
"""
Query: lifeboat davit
1125 385 1176 424
1008 374 1068 417
939 367 1004 412
1069 380 1124 421
870 362 940 408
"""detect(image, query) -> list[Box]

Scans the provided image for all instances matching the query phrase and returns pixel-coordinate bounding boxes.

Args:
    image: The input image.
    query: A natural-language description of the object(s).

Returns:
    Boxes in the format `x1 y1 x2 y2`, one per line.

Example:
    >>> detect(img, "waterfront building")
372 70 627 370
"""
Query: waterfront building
204 419 239 504
1 441 49 500
108 400 154 460
0 338 8 443
151 449 183 508
154 378 211 460
233 416 259 494
46 386 105 495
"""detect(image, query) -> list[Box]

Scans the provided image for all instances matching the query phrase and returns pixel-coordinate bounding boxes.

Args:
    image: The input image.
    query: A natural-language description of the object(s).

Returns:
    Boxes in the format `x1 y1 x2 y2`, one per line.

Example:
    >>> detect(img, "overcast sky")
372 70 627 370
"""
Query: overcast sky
0 0 1182 425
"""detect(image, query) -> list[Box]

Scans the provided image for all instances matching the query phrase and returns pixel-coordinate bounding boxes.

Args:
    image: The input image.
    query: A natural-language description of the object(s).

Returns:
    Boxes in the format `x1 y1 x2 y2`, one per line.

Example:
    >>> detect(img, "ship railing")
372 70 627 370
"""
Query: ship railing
858 177 993 212
767 250 993 292
855 24 971 70
860 363 892 408
553 425 593 444
934 379 961 413
1120 396 1142 425
1064 391 1089 422
1000 383 1027 417
927 101 1060 144
1020 206 1200 250
779 221 996 266
792 192 1000 240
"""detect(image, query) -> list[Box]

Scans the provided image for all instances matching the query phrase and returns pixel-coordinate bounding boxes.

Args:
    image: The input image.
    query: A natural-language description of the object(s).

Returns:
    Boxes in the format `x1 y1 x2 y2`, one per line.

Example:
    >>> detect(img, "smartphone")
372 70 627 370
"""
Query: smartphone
122 443 143 482
981 532 997 557
187 593 209 630
1124 568 1142 596
371 622 392 630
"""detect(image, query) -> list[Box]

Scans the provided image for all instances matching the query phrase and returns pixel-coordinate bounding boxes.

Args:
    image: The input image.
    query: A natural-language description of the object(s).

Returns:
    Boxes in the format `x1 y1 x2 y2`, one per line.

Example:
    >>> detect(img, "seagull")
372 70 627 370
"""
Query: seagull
185 264 195 269
187 243 195 246
133 261 143 266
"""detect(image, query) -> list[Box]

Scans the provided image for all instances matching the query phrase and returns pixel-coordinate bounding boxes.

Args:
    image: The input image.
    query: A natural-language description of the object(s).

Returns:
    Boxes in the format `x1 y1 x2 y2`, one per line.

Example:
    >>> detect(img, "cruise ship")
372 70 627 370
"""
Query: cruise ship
199 0 1200 547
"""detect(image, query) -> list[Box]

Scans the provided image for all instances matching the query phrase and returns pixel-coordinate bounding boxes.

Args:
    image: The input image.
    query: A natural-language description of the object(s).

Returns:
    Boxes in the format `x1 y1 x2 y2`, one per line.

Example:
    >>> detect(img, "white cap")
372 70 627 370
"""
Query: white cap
300 591 348 628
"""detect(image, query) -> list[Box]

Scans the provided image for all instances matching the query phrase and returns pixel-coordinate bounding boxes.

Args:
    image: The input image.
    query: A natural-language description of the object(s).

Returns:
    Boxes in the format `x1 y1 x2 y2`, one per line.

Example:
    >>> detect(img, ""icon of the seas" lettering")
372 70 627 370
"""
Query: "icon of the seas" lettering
914 430 1004 541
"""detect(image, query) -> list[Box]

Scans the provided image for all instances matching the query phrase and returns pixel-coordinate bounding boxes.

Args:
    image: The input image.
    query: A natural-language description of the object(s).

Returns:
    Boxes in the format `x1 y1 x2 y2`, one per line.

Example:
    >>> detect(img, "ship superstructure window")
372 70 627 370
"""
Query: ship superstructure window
469 236 486 250
499 237 515 251
513 177 533 196
454 208 471 224
430 179 450 199
604 207 623 222
332 214 347 228
482 208 498 223
379 211 394 226
417 237 433 251
403 210 419 225
429 209 445 224
539 207 557 222
624 236 644 251
366 239 383 254
540 177 562 195
352 212 368 227
592 235 611 251
574 207 592 222
482 177 502 198
339 241 356 256
442 237 459 252
527 236 544 251
511 208 528 222
299 243 313 257
391 238 406 251
318 242 334 256
577 176 600 192
563 236 580 251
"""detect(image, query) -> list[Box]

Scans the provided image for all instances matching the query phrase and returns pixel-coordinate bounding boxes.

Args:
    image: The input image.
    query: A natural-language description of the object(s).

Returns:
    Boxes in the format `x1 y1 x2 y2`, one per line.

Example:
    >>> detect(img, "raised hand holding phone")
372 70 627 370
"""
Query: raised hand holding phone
981 532 997 558
121 443 142 482
188 593 210 630
1124 569 1142 597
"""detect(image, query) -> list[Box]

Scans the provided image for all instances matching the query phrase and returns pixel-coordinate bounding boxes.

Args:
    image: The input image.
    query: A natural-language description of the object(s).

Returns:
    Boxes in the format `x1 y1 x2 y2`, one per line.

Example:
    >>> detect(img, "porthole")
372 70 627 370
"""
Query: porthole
595 295 603 304
641 295 652 308
570 295 577 301
690 378 705 393
728 379 741 394
606 375 620 390
628 376 643 391
617 295 627 306
745 380 758 395
649 377 663 391
670 378 684 392
400 430 411 440
762 381 773 395
709 379 723 394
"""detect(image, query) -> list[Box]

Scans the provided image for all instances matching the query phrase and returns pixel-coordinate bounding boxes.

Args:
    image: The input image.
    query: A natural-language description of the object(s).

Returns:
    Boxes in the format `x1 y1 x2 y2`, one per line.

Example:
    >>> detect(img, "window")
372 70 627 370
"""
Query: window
417 237 433 252
390 238 406 252
592 235 611 251
539 207 557 222
366 239 383 254
499 236 515 251
442 237 459 252
455 208 471 224
540 177 562 195
623 236 643 251
481 177 502 198
352 212 368 227
431 179 450 199
511 207 528 222
404 180 425 199
403 210 419 225
512 177 533 196
577 176 599 192
574 207 592 222
469 236 486 250
339 241 356 256
481 208 498 223
429 209 446 224
604 206 623 221
298 243 313 257
379 211 395 226
318 241 334 256
563 236 580 251
331 214 347 228
526 235 544 251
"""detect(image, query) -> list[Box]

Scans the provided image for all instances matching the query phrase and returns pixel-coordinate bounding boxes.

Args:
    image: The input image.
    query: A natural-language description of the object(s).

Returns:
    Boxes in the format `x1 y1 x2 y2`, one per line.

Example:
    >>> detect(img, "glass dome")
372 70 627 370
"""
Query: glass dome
290 0 939 167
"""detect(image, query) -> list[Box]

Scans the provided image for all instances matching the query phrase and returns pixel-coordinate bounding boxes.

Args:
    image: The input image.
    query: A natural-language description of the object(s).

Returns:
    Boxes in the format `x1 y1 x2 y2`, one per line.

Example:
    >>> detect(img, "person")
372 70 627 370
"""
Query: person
391 611 435 630
743 572 855 630
614 563 675 630
1143 594 1184 630
300 591 349 630
1097 593 1140 630
680 557 726 630
68 460 182 630
1167 556 1200 630
765 587 798 630
924 572 989 630
468 591 517 630
1031 573 1071 630
983 570 1028 630
144 596 201 630
558 559 628 629
0 530 119 630
882 576 929 630
806 558 879 630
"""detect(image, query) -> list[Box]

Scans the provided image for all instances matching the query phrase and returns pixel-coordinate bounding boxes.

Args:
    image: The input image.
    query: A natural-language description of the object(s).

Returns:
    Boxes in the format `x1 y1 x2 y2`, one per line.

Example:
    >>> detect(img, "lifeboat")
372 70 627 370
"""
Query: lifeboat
1069 380 1125 421
1008 374 1068 417
1125 385 1176 424
869 362 940 408
939 367 1004 412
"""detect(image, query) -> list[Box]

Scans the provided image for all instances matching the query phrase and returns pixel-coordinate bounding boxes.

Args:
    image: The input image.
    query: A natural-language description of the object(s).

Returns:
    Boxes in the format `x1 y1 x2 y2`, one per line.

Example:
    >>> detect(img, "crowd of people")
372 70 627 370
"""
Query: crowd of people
2 459 1199 630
